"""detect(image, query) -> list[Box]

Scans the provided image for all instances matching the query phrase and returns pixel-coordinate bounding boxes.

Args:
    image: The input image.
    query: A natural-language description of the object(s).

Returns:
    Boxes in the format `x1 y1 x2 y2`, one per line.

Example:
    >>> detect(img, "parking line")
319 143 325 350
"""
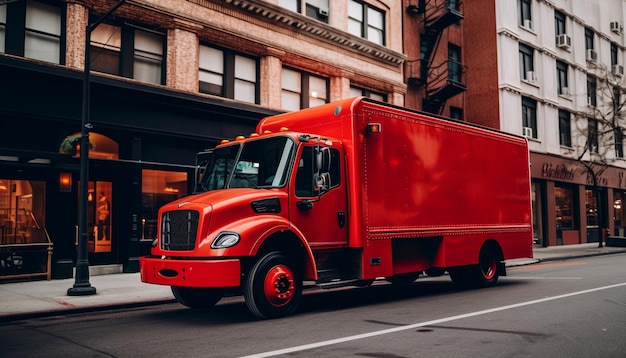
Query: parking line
240 282 626 358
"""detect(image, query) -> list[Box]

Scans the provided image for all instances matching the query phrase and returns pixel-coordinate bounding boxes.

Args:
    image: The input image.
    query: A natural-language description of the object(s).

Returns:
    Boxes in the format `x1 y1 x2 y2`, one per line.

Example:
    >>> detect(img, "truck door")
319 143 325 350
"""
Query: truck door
289 145 348 246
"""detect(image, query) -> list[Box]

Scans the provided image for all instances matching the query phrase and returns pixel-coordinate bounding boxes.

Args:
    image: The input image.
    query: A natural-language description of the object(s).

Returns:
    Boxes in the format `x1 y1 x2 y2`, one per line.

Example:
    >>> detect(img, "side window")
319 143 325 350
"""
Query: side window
295 146 340 197
295 147 314 197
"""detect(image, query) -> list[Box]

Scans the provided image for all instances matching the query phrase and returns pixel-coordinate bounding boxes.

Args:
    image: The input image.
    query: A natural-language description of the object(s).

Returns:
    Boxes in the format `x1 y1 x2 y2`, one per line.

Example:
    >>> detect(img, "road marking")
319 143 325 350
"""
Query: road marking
240 282 626 358
511 276 582 280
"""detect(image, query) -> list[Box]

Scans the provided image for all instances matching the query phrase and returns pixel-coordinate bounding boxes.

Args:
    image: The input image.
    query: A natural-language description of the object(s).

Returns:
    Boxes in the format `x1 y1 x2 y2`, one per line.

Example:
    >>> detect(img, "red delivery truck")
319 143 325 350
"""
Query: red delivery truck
140 97 533 319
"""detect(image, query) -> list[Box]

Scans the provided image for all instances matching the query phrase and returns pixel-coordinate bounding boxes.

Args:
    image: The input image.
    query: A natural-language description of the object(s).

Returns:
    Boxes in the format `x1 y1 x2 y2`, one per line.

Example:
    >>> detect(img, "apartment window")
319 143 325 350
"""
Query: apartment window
588 118 599 153
611 43 619 67
279 0 329 23
349 86 387 102
1 0 64 64
616 127 624 158
281 67 328 111
558 109 571 147
554 10 566 36
279 0 299 12
614 85 621 116
519 43 534 81
518 0 531 27
587 75 597 107
448 44 462 83
199 45 259 104
557 60 569 96
90 22 165 85
585 27 594 50
522 96 537 139
450 107 464 120
348 0 385 45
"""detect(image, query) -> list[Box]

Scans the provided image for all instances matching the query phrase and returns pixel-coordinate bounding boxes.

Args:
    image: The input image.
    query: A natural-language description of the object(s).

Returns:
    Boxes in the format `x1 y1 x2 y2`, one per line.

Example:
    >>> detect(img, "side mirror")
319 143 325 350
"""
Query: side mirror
315 147 331 173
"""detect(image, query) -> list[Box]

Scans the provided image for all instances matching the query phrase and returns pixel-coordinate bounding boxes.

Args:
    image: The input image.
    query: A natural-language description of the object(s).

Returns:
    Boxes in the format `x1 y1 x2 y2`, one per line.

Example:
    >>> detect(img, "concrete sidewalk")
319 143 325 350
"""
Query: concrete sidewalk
1 243 625 322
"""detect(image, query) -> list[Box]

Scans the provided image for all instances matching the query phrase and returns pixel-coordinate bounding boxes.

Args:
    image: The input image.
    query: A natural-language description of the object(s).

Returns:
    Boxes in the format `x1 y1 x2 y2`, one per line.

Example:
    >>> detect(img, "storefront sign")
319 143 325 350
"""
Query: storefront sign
541 163 575 181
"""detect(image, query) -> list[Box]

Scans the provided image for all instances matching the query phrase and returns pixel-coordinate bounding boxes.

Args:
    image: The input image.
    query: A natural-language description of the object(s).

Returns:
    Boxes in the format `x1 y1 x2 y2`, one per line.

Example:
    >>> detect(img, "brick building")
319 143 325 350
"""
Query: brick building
3 0 469 279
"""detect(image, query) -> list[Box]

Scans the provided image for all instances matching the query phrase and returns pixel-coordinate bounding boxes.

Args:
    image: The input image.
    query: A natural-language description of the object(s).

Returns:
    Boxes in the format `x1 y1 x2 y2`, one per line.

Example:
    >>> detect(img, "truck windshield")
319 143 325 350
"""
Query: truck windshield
198 136 295 191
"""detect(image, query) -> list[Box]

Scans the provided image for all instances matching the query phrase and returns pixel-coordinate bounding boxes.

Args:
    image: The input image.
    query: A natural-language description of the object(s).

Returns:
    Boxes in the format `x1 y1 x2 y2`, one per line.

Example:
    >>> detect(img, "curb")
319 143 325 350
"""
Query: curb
0 299 177 324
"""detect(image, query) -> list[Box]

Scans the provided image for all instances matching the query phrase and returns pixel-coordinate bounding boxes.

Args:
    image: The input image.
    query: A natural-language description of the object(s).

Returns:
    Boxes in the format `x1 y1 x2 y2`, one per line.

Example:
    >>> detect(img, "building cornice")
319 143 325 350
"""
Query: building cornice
216 0 406 66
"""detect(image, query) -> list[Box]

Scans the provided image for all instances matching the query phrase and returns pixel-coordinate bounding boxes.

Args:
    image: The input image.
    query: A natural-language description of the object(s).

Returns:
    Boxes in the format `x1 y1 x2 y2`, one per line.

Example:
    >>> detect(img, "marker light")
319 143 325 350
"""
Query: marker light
367 123 382 134
235 135 245 141
220 139 230 144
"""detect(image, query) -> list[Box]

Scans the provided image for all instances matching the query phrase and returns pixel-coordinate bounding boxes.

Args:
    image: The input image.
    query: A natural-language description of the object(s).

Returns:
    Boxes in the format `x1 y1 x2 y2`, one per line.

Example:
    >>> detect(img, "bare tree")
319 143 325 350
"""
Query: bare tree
572 65 626 247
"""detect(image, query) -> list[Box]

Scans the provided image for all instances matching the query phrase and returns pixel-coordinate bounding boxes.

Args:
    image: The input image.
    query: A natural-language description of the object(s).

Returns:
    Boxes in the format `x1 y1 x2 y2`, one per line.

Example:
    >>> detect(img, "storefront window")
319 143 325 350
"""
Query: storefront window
0 179 47 244
555 186 574 229
585 189 598 228
141 170 188 242
86 181 112 253
614 190 625 237
531 182 543 245
0 179 49 277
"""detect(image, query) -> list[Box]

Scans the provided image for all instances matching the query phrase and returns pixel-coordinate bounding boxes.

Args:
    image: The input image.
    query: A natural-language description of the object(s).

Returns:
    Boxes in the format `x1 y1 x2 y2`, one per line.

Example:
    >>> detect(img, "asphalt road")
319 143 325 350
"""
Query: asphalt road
2 254 625 357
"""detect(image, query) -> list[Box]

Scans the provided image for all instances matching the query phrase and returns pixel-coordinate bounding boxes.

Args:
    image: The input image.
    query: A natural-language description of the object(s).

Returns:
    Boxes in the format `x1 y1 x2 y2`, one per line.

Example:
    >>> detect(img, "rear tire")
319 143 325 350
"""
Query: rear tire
171 287 223 308
243 252 302 319
450 244 501 289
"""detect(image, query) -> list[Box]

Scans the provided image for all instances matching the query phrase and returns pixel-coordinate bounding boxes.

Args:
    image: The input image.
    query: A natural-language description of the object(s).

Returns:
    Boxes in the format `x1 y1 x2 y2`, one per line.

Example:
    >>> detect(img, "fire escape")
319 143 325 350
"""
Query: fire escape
407 0 466 115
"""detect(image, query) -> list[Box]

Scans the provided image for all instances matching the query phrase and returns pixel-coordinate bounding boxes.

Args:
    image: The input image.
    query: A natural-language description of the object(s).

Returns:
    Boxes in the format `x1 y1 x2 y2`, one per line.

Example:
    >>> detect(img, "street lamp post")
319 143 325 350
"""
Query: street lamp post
68 0 126 296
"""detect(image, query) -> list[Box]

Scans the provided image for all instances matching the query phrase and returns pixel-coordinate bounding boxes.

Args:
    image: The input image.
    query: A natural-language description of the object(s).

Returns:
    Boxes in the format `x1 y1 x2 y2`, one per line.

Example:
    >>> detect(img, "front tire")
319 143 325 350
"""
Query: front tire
171 287 223 308
243 252 302 319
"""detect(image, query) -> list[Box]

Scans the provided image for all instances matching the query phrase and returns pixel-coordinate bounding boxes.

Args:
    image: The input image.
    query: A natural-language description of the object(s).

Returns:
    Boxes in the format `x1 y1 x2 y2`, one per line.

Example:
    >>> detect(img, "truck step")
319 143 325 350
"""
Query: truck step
316 279 364 289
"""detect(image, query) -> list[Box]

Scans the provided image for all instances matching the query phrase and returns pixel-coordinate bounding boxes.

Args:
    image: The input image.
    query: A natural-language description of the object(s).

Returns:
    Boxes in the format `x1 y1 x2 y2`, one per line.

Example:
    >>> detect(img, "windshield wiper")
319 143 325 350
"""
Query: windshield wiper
232 173 258 188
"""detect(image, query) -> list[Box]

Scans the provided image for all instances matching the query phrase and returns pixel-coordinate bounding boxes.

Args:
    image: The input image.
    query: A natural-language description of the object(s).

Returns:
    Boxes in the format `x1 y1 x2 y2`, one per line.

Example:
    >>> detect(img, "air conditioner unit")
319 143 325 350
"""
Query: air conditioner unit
556 34 571 49
318 7 329 17
611 21 623 34
586 49 598 62
523 19 533 31
525 71 537 83
523 127 533 138
560 87 570 96
613 64 624 77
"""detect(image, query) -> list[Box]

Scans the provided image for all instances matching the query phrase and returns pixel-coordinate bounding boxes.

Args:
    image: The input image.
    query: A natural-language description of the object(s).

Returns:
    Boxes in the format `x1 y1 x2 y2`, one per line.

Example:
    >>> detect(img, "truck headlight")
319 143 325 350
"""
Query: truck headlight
211 232 240 249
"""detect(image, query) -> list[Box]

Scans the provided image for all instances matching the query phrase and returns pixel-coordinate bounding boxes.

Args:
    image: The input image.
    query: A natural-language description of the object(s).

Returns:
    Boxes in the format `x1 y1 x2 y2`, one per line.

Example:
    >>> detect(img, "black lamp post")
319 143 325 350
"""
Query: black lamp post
68 0 125 296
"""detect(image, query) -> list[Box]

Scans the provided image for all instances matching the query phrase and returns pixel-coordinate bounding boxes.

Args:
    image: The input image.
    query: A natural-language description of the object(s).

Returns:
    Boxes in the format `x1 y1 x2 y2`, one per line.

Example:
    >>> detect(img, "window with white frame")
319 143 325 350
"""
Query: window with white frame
554 10 566 36
90 22 165 85
616 127 624 158
556 60 569 96
281 67 328 111
519 43 534 82
1 0 64 64
518 0 532 29
199 45 258 104
585 27 594 51
522 96 537 139
348 0 385 45
588 118 599 153
587 75 597 107
558 109 571 147
279 0 329 22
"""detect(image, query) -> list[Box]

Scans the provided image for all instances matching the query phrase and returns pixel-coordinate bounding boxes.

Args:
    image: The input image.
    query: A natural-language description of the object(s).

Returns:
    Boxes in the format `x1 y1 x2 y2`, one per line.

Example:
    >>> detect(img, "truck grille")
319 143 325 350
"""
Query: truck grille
161 210 199 251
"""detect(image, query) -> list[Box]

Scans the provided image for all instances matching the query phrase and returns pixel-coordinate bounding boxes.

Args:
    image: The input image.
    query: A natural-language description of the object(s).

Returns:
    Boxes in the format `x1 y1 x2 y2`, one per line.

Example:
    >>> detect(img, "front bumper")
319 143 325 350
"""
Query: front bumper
140 256 241 288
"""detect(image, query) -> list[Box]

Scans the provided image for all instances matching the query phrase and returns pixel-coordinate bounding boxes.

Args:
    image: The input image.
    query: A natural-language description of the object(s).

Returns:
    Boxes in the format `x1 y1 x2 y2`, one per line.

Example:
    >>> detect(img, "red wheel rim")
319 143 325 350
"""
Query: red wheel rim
263 264 295 307
481 253 496 280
